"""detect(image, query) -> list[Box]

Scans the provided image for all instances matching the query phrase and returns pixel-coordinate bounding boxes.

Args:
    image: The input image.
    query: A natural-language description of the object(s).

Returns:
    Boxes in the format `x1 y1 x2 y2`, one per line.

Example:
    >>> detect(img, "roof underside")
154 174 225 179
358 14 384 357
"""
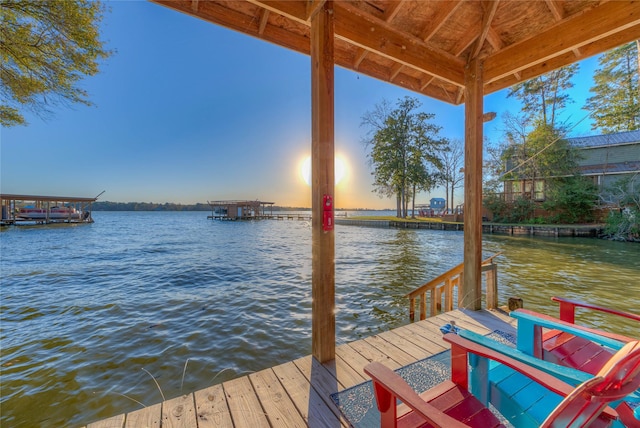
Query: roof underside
152 0 640 105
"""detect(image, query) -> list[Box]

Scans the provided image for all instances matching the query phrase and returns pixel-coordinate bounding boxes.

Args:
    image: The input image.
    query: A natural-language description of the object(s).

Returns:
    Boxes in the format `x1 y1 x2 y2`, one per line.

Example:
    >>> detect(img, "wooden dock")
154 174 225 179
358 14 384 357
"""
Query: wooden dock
84 309 517 428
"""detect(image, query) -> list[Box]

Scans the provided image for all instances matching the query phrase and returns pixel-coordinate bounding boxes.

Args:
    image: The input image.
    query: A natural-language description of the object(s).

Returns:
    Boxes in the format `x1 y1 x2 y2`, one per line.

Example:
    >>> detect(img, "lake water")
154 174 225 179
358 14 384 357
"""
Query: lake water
1 211 639 427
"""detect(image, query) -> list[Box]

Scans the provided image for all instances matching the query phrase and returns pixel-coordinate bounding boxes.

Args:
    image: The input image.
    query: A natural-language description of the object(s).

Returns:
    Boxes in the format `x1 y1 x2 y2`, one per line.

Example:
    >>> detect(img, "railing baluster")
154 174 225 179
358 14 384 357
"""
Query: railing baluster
406 253 502 321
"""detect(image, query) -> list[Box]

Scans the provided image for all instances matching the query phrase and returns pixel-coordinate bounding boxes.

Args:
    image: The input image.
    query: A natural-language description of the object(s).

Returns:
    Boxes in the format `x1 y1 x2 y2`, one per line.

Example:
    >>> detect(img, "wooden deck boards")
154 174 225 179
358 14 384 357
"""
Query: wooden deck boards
85 309 516 428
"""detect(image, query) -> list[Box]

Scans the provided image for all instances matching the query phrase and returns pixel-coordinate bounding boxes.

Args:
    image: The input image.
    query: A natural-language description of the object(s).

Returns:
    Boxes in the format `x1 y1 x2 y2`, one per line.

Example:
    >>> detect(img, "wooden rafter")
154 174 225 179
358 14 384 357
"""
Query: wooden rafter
383 0 405 22
471 0 500 59
306 0 326 21
152 0 640 104
335 2 465 87
258 8 269 35
421 0 464 42
484 1 640 83
544 0 581 58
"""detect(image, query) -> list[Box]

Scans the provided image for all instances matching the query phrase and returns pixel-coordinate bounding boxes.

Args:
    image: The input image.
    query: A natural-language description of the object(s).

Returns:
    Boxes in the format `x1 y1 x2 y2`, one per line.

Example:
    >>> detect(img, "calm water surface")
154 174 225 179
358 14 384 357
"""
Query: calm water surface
1 211 638 426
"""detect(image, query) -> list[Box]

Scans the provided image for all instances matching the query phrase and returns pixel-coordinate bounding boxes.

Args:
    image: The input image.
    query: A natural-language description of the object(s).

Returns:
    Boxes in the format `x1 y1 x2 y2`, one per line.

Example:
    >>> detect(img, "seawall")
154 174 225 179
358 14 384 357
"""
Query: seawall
336 218 603 237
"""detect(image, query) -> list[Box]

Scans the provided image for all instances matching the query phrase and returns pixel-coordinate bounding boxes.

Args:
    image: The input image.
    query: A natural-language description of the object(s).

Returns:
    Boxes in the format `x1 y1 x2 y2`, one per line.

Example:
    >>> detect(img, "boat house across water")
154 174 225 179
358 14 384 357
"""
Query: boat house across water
207 199 275 220
0 193 98 226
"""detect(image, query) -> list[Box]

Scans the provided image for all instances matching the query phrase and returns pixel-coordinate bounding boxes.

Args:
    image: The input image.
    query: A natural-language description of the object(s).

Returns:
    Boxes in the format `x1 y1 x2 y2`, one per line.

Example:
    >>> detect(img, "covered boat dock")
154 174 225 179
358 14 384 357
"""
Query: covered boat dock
207 200 275 220
0 193 98 226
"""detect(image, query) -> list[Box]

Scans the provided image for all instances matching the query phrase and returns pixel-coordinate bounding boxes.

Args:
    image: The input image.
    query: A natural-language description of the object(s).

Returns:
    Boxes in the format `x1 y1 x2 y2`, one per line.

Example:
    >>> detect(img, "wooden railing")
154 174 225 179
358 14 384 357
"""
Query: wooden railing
407 253 502 321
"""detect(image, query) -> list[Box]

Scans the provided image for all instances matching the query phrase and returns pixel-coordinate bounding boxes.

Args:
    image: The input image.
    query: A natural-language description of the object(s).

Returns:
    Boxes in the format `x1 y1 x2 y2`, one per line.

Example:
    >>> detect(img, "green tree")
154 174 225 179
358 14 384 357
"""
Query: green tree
542 176 598 223
508 64 579 127
0 0 111 127
362 97 447 218
584 42 640 133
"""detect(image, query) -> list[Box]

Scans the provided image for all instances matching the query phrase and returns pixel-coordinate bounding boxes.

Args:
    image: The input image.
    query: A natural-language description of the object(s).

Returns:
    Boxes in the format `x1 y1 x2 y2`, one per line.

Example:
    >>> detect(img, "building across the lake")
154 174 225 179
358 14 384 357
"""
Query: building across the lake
502 130 640 202
0 193 98 226
207 200 275 220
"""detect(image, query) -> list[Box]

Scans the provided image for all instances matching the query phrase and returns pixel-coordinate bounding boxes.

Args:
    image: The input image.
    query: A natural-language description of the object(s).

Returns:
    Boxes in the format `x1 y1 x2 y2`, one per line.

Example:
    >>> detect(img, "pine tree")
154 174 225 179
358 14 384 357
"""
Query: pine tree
584 42 640 133
507 64 579 127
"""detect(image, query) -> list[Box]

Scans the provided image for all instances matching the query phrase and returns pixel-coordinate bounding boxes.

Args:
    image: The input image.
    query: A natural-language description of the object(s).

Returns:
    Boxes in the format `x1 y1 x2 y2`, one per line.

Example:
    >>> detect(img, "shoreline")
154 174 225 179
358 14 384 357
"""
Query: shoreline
337 218 604 238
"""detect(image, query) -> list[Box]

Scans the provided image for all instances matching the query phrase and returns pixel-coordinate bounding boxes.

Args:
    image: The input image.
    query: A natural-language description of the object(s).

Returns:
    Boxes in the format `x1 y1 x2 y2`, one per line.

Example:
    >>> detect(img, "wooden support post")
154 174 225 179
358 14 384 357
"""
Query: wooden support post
311 1 335 363
485 264 498 310
462 58 484 310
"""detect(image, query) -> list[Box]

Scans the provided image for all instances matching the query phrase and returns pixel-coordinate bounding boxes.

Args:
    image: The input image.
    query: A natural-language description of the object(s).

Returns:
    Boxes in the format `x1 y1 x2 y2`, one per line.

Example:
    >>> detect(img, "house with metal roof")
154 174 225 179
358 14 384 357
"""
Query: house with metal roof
502 130 640 203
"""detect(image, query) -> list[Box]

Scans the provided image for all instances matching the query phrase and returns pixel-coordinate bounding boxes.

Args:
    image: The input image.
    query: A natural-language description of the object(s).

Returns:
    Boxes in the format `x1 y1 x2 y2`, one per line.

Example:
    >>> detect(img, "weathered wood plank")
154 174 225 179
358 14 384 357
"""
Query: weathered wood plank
376 330 435 361
161 394 197 428
85 414 125 428
223 376 270 427
390 324 446 355
334 342 374 384
193 384 234 428
330 351 368 389
124 403 161 427
292 355 348 426
362 334 416 366
272 360 344 427
249 368 307 427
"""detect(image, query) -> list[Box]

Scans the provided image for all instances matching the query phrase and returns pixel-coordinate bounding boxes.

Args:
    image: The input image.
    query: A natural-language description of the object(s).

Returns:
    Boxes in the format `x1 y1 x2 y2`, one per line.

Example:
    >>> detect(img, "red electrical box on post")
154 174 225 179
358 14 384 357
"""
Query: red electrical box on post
322 194 334 231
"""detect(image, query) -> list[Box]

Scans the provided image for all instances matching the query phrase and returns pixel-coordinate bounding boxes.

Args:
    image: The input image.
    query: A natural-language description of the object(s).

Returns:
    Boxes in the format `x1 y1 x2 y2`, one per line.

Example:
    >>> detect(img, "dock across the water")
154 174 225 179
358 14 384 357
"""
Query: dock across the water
0 193 98 226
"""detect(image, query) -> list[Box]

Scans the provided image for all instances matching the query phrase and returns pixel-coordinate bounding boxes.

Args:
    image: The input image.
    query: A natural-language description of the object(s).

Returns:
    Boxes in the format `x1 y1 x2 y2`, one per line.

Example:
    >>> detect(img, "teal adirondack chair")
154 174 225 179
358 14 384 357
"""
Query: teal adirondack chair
364 334 640 428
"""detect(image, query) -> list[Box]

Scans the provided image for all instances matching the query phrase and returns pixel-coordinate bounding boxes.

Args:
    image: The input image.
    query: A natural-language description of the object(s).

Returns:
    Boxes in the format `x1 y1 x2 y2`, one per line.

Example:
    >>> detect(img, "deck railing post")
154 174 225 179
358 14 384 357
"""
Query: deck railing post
485 263 498 309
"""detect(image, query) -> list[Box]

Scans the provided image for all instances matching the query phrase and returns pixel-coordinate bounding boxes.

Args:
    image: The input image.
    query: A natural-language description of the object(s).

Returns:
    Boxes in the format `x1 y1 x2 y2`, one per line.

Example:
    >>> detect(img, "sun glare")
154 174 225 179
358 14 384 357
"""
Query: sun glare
301 155 347 186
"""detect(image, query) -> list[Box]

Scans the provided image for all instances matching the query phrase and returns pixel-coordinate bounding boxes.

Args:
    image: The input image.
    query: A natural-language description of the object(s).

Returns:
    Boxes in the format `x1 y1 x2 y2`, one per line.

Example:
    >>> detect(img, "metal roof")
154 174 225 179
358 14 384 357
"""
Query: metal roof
568 130 640 148
0 194 99 202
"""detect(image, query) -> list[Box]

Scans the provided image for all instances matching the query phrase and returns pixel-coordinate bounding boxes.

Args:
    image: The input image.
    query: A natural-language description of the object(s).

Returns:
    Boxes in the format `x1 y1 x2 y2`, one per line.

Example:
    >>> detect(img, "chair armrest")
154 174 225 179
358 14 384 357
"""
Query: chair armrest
458 329 592 386
552 296 640 324
443 333 578 397
512 309 631 352
364 361 468 428
442 334 619 421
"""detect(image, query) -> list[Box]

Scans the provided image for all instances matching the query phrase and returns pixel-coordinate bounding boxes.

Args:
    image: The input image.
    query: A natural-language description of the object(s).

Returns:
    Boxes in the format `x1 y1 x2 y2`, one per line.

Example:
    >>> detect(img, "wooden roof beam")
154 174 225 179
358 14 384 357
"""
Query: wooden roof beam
421 0 464 42
486 27 503 51
258 8 269 36
390 63 404 81
383 0 405 22
485 1 640 83
484 24 640 94
306 0 326 21
334 2 465 86
353 48 368 69
544 0 581 59
471 0 500 59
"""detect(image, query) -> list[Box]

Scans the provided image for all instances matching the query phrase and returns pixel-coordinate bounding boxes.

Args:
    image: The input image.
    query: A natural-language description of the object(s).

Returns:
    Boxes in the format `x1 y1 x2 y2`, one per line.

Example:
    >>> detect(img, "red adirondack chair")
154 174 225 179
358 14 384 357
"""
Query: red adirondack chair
364 334 640 428
512 297 640 375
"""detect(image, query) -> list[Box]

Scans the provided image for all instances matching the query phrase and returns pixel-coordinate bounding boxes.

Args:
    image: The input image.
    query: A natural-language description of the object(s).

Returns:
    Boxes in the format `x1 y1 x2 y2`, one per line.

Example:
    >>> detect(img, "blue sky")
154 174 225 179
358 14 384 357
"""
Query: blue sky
1 1 600 209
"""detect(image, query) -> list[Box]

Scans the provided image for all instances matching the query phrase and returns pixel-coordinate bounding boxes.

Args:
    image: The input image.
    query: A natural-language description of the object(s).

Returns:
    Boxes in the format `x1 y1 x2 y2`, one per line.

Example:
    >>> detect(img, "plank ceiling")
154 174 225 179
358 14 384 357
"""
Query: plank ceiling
153 1 640 105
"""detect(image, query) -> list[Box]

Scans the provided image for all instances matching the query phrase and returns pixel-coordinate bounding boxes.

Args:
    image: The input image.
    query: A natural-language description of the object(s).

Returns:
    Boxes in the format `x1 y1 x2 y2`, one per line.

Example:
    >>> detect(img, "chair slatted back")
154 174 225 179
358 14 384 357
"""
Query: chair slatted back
542 341 640 428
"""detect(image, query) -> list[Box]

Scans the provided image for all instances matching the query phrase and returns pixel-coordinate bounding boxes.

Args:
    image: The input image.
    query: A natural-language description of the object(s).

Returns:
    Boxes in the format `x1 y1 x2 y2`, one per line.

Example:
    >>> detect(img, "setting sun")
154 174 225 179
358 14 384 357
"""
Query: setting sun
301 155 347 186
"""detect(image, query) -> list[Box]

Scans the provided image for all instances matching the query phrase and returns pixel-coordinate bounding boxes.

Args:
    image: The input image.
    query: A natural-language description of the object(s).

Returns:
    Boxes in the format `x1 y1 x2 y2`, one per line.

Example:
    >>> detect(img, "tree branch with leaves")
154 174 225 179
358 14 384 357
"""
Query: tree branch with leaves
0 0 112 127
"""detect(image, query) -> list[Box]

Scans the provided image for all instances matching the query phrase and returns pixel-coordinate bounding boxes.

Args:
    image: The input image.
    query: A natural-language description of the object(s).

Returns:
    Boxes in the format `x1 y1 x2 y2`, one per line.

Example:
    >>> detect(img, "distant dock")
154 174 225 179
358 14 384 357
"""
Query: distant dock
0 194 98 226
207 200 275 221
